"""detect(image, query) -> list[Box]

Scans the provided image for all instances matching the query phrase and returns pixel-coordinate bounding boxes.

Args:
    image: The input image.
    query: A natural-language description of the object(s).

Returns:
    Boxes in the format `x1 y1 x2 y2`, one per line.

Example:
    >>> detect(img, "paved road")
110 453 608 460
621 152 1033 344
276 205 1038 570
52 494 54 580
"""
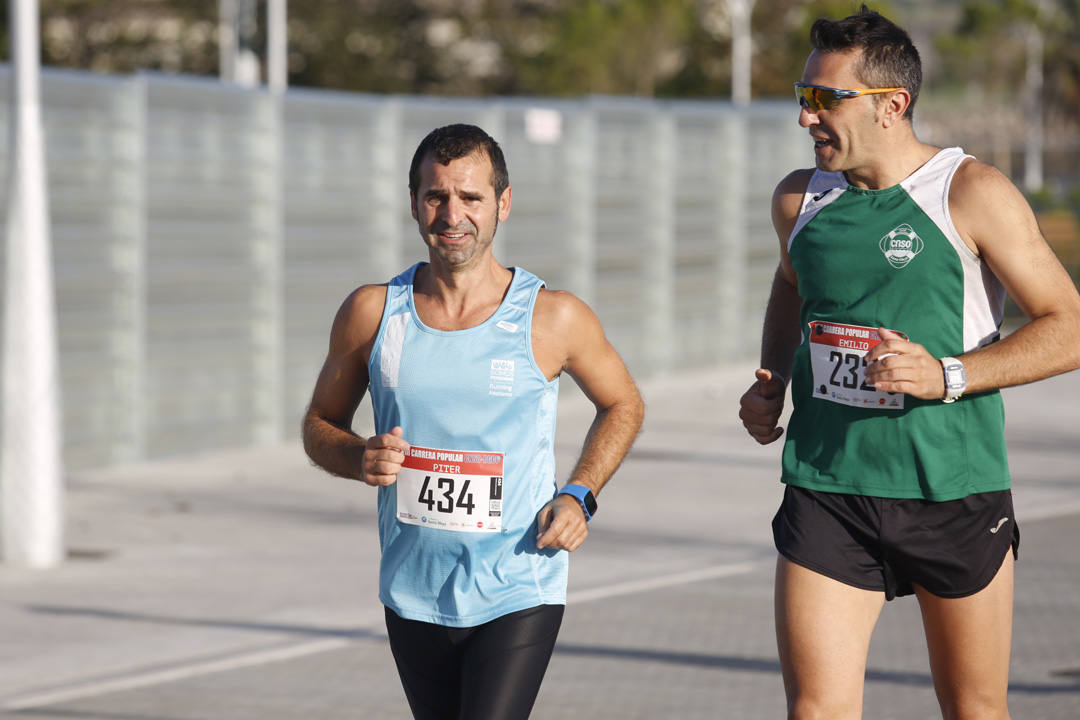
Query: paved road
1 364 1078 719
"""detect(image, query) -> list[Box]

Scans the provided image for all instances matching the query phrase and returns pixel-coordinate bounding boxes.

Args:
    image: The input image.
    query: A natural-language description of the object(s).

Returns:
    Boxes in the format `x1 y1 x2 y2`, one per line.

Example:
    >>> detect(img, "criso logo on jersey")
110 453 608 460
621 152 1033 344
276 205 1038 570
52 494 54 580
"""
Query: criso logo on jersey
879 223 924 269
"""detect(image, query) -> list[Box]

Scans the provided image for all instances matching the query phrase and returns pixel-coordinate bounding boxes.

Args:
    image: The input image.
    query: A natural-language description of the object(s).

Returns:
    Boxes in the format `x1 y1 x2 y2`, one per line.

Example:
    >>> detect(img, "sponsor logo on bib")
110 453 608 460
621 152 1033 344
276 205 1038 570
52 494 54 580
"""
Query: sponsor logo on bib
879 223 924 269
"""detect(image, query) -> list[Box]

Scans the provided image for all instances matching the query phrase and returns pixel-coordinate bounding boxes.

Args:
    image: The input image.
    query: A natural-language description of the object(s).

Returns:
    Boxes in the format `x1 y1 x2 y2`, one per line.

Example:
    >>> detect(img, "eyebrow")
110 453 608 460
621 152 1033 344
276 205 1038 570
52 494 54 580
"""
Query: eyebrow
423 188 486 201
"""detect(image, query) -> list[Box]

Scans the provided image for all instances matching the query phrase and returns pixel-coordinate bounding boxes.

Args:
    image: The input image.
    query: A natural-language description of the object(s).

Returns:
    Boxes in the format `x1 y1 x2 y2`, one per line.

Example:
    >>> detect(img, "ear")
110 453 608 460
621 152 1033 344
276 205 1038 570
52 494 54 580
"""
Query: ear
409 191 418 221
881 89 912 128
497 185 512 222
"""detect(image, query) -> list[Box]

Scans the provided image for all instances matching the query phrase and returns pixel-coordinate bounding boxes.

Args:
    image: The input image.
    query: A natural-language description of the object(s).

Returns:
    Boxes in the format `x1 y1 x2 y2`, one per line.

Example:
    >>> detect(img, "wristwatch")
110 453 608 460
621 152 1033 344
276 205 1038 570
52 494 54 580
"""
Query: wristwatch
940 356 966 403
558 484 597 521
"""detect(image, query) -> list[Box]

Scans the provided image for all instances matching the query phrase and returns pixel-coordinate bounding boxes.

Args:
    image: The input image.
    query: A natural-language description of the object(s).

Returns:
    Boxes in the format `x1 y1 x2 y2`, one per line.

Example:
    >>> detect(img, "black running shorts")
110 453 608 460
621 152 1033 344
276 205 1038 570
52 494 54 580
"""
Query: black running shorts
772 485 1019 600
385 603 564 720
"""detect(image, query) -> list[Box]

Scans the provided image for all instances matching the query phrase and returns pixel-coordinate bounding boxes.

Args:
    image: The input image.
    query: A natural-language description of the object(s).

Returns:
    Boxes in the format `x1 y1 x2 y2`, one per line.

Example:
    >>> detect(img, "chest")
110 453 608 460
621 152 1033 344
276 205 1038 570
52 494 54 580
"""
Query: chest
791 189 961 309
375 313 541 407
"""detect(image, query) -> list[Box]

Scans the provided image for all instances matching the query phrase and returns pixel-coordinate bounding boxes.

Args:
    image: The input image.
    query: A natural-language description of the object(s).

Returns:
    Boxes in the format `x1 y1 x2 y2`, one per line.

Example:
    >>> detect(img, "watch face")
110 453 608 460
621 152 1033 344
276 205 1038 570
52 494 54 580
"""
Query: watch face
945 364 966 388
582 491 598 515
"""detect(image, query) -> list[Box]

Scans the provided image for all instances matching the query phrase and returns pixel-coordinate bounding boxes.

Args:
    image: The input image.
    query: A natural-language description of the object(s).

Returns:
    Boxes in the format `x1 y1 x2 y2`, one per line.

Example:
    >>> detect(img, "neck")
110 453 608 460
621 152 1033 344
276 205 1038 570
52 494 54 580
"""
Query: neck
414 255 513 326
844 128 939 190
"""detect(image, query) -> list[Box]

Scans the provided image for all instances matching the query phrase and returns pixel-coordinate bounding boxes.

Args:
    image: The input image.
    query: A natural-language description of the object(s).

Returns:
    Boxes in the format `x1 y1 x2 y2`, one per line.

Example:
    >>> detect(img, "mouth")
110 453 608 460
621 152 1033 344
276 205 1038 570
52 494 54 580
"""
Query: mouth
811 134 832 150
436 229 471 243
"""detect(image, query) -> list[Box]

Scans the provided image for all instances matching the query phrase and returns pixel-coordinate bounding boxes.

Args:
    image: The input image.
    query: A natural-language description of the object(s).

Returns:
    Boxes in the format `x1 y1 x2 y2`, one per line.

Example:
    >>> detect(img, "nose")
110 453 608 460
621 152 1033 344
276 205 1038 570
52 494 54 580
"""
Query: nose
798 104 819 128
438 196 463 227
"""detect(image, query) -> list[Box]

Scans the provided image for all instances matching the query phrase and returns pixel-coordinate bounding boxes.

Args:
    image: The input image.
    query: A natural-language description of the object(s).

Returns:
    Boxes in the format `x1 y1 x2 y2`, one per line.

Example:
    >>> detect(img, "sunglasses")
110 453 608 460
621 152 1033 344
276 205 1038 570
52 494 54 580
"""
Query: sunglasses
794 82 903 112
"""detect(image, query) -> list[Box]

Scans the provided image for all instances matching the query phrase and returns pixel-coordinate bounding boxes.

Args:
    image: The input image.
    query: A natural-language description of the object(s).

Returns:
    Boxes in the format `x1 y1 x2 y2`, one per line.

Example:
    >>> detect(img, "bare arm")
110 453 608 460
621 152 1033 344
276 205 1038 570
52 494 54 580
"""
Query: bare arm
760 266 803 387
532 290 645 551
302 284 411 485
739 170 809 444
867 160 1080 397
953 162 1080 389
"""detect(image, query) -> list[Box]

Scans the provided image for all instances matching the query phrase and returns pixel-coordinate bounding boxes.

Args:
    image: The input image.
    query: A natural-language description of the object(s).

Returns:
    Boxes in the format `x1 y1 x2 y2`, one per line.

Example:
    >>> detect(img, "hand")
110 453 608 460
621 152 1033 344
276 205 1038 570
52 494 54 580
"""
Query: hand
739 368 786 444
864 328 947 400
536 494 589 551
360 426 410 486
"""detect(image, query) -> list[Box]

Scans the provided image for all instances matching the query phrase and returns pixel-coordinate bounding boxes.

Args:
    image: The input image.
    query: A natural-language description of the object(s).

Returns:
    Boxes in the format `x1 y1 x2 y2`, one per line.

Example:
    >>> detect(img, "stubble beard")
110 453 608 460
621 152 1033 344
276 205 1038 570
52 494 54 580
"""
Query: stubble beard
425 213 499 271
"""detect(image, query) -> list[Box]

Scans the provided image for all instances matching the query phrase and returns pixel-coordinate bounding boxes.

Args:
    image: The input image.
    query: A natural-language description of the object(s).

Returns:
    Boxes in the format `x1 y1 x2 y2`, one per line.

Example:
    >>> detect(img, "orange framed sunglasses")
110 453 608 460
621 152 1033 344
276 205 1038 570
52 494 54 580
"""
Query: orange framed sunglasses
794 82 903 112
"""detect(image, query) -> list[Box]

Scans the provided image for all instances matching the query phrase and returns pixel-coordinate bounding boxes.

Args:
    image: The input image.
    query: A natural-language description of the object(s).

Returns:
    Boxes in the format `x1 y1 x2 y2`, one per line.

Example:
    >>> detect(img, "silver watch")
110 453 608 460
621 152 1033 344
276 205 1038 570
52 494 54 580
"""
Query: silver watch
940 356 966 403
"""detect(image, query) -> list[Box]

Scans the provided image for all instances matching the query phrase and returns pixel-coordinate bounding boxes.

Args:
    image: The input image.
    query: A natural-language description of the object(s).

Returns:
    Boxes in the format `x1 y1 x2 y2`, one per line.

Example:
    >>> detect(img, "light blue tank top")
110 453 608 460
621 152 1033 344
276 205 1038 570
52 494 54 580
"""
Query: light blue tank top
368 262 567 627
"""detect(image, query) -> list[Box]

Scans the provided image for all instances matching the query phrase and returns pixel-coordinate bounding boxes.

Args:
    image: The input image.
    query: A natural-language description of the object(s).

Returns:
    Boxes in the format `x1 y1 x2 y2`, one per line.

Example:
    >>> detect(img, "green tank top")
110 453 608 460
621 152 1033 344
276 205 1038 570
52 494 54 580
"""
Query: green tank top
783 147 1010 501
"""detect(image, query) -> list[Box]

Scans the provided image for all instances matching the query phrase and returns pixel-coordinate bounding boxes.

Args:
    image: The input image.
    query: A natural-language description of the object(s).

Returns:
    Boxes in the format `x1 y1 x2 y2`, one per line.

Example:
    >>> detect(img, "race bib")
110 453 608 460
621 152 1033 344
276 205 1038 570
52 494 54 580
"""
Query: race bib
808 321 905 410
396 445 504 533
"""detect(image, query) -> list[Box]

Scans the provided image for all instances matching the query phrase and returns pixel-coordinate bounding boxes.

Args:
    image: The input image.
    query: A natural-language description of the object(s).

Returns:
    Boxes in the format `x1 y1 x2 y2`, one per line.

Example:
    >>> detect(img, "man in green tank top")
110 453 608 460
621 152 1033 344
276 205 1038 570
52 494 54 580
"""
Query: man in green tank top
738 6 1080 720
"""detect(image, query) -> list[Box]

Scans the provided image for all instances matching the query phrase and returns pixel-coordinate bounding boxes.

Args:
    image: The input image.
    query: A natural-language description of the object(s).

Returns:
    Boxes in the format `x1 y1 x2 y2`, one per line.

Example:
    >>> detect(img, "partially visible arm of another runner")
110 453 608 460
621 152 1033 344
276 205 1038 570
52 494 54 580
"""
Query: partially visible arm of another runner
739 170 809 445
302 285 411 486
532 290 645 551
866 160 1080 397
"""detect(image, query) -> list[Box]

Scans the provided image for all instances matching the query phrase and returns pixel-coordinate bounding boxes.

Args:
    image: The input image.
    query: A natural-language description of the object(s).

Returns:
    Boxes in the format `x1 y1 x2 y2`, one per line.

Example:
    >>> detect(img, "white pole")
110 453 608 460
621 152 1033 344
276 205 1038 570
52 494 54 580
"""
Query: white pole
731 0 753 106
1023 16 1044 192
2 0 64 568
234 0 260 87
219 0 237 82
267 0 287 92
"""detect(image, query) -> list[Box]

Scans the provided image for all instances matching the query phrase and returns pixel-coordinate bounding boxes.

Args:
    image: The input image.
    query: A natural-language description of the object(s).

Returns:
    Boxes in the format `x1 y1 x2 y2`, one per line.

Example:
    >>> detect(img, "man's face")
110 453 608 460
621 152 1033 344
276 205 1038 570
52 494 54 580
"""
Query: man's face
410 150 511 271
798 49 881 173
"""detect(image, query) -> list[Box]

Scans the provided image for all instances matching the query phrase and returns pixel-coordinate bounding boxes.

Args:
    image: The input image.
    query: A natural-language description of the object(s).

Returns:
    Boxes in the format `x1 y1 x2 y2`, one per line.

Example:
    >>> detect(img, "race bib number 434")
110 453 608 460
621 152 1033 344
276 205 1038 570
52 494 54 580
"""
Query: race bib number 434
808 321 905 410
396 445 504 533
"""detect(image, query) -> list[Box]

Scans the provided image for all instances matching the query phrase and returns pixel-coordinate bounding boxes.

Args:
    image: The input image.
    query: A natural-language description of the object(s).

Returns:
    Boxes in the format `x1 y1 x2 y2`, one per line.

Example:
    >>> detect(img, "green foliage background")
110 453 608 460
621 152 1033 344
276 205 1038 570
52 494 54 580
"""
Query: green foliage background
0 1 1067 115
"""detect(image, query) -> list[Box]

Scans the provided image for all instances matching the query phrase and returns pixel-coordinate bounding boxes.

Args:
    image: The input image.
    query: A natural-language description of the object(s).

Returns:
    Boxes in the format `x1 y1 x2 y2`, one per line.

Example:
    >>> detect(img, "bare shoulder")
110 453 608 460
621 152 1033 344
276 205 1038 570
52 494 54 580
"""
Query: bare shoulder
531 288 607 379
532 287 640 412
306 283 389 424
775 168 815 197
533 287 598 334
770 169 813 286
773 169 813 213
949 158 1041 253
951 156 1009 188
949 158 1020 210
329 283 389 353
343 283 389 314
772 169 813 237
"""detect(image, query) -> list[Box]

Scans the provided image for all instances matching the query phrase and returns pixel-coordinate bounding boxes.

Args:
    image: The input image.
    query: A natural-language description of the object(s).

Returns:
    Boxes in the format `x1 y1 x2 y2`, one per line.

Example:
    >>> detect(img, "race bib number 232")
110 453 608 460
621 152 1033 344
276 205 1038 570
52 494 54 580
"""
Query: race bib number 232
808 321 905 410
396 445 504 533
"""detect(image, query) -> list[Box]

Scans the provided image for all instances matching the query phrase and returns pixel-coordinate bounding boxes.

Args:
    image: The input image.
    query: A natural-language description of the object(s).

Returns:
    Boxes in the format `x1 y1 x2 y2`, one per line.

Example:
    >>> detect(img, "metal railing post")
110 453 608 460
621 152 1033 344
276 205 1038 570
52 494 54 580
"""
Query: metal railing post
562 108 596 305
251 89 285 444
110 75 148 463
643 110 676 374
716 110 749 362
2 0 64 568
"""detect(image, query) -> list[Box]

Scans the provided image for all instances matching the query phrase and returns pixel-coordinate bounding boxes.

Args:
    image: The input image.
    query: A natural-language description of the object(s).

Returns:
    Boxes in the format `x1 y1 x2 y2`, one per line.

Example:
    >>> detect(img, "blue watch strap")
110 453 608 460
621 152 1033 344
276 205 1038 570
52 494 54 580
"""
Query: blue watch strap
557 484 596 521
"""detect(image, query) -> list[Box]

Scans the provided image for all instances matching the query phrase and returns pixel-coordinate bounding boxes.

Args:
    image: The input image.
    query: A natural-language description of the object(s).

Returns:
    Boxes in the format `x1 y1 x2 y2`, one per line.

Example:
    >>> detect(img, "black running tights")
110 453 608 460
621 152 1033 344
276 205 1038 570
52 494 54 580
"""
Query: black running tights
384 604 565 720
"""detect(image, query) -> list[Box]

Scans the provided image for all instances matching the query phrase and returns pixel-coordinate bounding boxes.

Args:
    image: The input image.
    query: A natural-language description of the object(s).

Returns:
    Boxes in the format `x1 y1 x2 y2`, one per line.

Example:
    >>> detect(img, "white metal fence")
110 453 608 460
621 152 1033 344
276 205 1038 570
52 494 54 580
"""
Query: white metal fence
0 67 808 471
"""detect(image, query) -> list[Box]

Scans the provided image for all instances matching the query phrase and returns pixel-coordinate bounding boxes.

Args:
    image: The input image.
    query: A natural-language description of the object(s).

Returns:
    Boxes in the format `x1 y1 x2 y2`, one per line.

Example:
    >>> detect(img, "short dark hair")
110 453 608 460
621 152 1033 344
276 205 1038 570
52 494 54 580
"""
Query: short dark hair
809 5 922 120
408 124 510 199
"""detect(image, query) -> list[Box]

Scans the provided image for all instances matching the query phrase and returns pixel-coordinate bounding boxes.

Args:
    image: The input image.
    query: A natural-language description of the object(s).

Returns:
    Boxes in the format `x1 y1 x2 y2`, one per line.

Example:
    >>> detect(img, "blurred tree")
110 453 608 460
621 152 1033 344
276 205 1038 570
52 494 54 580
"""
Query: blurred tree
508 0 694 96
1043 0 1080 127
33 0 219 75
0 0 813 98
934 0 1035 99
935 0 1078 127
0 0 1067 117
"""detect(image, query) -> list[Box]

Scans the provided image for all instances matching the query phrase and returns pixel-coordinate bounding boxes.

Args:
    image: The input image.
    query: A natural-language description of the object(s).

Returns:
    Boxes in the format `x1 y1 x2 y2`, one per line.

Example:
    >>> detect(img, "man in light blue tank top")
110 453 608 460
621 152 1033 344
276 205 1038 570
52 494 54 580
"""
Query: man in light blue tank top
303 124 644 719
737 8 1080 720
